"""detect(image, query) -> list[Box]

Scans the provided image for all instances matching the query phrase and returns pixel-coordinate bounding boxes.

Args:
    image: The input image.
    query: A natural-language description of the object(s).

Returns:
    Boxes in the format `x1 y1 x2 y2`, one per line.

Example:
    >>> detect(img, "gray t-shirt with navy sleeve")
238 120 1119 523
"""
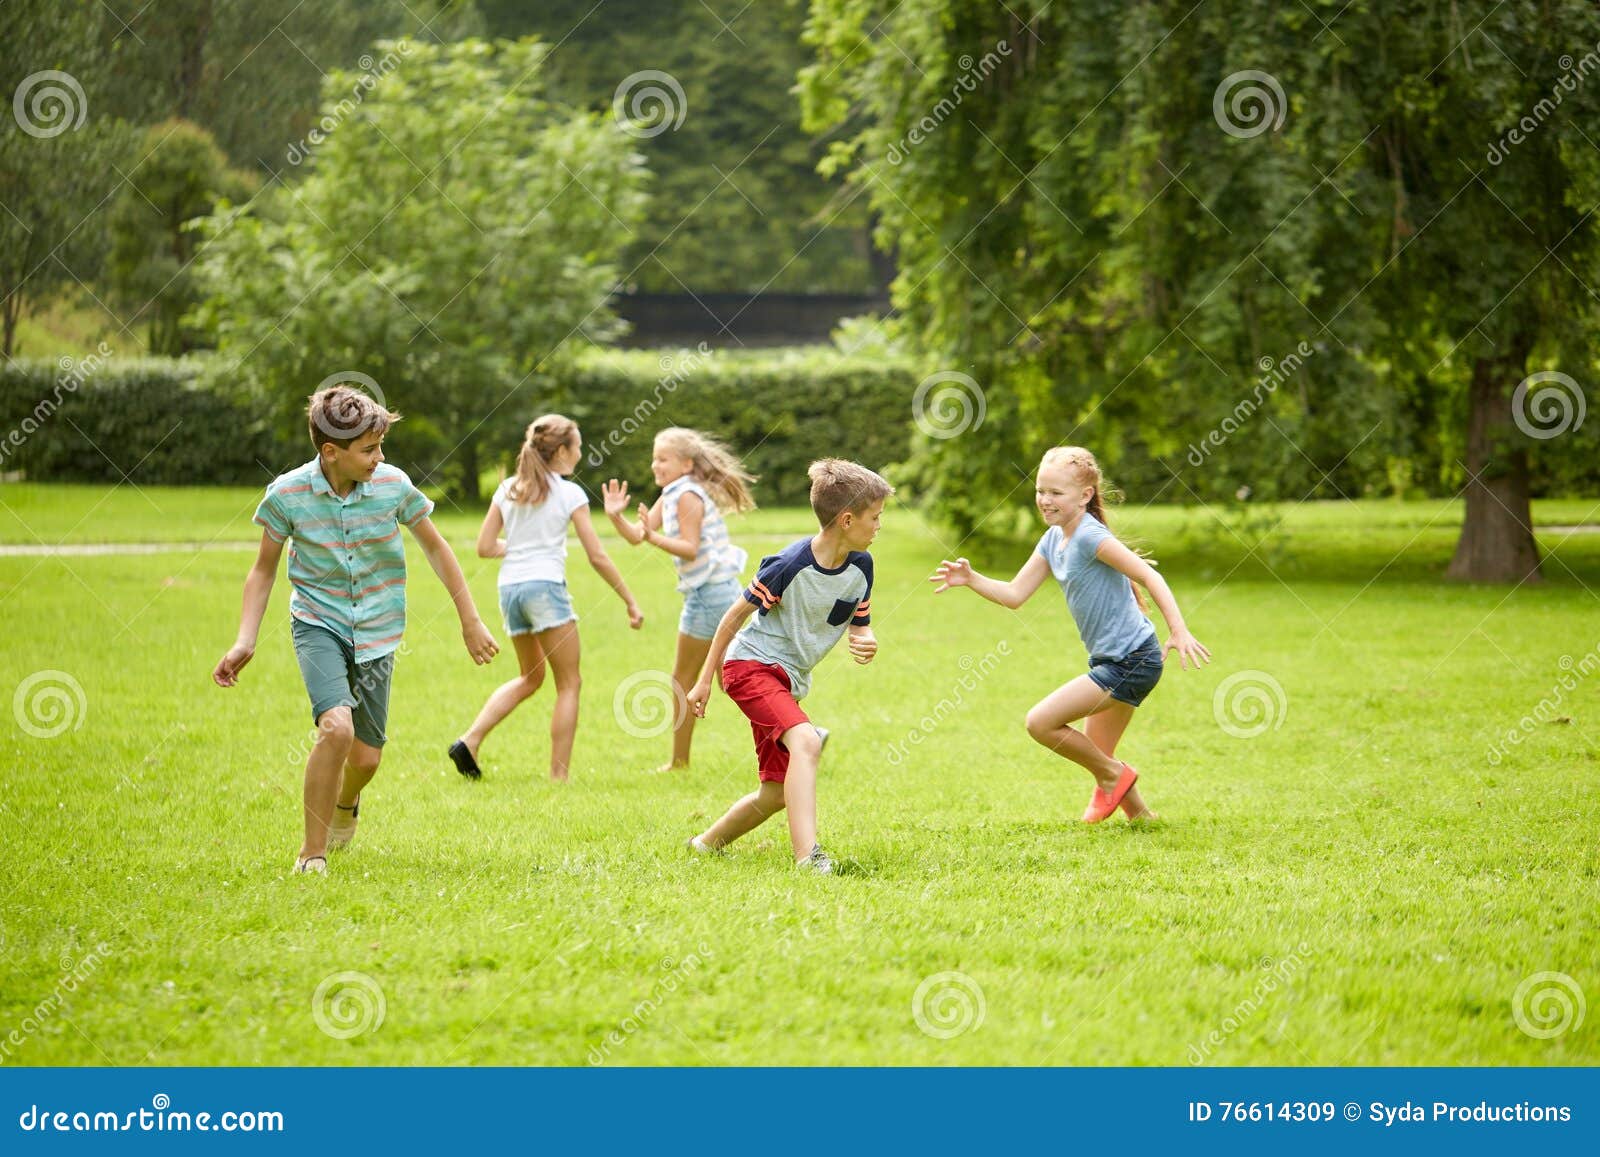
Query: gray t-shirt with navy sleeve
725 537 872 700
1036 513 1155 660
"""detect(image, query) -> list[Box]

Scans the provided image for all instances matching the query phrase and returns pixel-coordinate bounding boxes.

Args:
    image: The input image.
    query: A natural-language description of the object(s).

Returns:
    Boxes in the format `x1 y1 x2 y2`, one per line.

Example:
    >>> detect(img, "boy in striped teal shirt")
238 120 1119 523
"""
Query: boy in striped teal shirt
213 386 499 874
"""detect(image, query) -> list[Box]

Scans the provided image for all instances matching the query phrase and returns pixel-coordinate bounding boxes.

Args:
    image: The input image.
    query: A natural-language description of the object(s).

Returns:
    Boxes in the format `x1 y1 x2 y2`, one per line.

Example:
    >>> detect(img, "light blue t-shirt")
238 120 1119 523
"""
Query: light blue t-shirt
1036 513 1155 660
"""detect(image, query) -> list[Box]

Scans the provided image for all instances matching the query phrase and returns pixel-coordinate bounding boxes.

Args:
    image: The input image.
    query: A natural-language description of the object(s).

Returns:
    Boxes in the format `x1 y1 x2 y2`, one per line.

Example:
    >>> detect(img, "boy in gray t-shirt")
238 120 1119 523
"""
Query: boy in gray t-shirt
686 459 892 875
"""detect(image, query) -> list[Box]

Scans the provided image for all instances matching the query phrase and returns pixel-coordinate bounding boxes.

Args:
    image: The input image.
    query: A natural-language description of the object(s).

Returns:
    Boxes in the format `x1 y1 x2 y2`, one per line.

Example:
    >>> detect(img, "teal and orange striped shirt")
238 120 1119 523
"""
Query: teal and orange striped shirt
254 459 435 660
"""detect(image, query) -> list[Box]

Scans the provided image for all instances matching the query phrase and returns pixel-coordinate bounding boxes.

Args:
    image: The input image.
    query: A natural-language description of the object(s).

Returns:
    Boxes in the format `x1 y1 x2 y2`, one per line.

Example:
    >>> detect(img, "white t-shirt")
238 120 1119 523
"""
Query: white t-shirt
493 474 588 587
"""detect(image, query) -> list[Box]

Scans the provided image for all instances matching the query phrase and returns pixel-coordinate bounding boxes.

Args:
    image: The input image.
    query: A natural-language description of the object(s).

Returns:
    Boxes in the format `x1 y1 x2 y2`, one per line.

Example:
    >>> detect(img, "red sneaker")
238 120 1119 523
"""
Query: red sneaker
1082 763 1138 823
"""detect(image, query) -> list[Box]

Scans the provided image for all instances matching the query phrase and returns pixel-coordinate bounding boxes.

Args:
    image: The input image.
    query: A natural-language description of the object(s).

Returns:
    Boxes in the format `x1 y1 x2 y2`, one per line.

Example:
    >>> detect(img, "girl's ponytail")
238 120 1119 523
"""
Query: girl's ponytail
509 414 578 505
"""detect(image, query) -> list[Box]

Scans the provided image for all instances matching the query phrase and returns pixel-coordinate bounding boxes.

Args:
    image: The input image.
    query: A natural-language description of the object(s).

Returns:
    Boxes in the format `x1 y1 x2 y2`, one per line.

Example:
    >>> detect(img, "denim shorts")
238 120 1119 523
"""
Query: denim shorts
291 619 393 748
499 579 577 636
679 577 741 640
1087 632 1164 707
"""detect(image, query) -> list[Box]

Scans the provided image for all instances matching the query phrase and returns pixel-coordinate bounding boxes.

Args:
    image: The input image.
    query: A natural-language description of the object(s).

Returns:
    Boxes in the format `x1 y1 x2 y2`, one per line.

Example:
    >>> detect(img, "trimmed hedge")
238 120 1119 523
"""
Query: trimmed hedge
0 348 923 506
555 346 921 506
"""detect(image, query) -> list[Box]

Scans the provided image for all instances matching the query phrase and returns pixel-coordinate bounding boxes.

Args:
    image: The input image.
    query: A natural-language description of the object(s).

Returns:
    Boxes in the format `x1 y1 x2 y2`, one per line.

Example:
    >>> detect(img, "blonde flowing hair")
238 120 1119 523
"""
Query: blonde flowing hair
1041 445 1150 612
655 427 757 514
508 414 579 505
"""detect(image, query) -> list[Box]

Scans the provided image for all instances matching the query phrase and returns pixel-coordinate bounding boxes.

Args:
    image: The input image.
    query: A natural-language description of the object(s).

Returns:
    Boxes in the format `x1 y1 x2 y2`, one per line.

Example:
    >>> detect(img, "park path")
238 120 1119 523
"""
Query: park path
0 531 820 556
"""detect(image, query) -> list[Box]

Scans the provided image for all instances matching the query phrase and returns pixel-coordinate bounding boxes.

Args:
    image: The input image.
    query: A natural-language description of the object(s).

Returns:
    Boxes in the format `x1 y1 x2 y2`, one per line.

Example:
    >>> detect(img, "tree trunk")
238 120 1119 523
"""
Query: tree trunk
455 436 481 506
1446 340 1541 583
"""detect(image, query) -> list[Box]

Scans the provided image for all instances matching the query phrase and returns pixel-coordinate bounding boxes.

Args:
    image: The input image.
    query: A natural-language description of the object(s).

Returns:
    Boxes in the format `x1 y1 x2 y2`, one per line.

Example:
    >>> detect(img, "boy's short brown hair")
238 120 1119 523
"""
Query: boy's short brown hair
307 385 401 450
808 458 893 529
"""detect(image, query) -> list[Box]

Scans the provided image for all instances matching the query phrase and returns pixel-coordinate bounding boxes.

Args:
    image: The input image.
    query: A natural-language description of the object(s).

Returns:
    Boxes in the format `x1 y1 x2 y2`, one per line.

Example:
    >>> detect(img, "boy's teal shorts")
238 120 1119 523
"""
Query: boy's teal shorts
291 619 393 748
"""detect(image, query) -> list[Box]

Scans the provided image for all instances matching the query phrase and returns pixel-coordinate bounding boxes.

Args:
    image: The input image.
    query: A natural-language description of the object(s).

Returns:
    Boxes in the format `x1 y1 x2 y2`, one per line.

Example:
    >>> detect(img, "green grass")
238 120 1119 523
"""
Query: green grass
1 485 1597 1065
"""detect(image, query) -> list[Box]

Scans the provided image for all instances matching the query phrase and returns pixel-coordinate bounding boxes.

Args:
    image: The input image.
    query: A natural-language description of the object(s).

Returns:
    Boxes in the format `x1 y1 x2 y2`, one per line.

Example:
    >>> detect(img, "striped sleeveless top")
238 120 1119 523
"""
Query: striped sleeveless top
661 475 747 592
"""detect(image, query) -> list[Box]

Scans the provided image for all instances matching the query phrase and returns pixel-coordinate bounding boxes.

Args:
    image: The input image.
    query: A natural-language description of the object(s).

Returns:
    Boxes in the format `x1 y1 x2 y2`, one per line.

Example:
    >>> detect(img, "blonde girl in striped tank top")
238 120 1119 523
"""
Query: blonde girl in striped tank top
603 428 755 771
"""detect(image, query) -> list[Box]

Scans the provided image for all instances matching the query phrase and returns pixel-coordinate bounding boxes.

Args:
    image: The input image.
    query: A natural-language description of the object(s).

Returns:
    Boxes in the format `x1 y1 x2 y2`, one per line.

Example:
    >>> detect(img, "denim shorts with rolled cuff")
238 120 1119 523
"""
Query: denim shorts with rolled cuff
291 619 393 748
1086 632 1164 707
679 576 741 640
499 579 578 636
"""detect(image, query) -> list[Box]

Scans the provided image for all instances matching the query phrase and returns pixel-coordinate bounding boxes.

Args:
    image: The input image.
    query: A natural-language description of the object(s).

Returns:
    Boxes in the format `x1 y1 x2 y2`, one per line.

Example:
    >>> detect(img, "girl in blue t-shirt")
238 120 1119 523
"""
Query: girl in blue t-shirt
602 427 756 771
931 445 1209 822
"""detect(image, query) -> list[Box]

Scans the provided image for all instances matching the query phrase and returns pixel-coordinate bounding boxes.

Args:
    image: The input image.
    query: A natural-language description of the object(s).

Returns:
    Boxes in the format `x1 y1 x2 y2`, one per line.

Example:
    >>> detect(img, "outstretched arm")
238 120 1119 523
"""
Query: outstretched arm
602 480 651 545
409 516 499 664
1095 538 1211 669
571 505 643 628
930 551 1050 609
687 597 758 717
213 530 286 687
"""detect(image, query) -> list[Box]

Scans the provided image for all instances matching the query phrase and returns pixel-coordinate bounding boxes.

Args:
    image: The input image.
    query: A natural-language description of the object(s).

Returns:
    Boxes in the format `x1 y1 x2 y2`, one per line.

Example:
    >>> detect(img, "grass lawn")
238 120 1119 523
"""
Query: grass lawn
1 483 1596 1065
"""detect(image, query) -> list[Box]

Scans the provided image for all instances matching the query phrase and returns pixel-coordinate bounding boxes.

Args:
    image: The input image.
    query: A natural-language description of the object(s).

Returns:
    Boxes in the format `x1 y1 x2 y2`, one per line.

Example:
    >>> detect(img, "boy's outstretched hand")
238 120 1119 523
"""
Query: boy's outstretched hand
686 677 713 718
462 618 499 664
1164 628 1211 670
930 558 973 592
626 601 644 630
601 479 630 517
212 643 254 687
847 628 878 664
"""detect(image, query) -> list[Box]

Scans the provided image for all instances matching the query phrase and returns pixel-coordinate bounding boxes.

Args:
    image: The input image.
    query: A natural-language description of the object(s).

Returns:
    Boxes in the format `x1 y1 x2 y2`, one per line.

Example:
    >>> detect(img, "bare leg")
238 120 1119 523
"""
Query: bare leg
339 740 382 807
460 633 547 758
301 706 353 860
1084 700 1155 819
1024 675 1126 788
779 723 824 860
665 632 713 770
539 620 582 781
699 780 787 848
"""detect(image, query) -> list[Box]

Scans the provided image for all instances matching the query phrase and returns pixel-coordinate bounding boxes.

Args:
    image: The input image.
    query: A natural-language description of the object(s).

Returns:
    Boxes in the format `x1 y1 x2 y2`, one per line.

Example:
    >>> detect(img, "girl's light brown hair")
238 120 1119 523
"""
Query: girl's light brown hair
1041 445 1150 612
509 414 578 505
655 427 757 514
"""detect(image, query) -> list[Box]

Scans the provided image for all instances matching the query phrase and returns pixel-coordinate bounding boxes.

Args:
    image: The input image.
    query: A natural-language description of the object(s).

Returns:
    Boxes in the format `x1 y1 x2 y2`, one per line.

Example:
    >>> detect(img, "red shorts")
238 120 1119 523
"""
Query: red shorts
721 659 810 783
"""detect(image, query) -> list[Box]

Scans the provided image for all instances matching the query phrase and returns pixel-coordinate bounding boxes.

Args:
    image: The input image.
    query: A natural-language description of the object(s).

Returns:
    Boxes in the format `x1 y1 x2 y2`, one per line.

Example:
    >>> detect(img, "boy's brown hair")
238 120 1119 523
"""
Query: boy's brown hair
307 385 401 450
808 458 893 529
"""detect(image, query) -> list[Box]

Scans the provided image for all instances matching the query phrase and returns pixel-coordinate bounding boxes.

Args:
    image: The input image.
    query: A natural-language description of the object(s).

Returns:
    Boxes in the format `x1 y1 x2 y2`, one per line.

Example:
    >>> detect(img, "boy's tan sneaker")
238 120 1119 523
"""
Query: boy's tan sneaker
293 854 327 875
328 799 359 850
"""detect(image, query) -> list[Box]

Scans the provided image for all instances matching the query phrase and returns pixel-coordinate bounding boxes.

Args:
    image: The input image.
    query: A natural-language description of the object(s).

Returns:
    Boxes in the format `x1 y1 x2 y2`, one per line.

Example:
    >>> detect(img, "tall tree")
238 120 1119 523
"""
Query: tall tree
191 37 647 501
801 0 1600 580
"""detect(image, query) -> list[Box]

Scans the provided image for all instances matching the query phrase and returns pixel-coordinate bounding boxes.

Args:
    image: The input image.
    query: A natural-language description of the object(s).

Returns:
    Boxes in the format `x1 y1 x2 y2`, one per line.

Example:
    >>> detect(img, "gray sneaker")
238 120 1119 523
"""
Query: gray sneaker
685 836 723 857
797 844 834 875
815 726 830 754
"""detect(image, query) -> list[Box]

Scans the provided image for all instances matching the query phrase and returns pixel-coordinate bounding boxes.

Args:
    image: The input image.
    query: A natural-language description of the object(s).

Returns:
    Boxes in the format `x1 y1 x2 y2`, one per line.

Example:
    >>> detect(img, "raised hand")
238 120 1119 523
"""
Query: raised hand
602 479 631 516
930 557 975 593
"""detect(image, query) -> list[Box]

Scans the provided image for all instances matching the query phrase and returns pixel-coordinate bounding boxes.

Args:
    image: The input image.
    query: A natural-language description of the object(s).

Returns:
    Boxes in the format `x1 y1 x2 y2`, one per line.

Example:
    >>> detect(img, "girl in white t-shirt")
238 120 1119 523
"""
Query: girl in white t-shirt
449 414 641 782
